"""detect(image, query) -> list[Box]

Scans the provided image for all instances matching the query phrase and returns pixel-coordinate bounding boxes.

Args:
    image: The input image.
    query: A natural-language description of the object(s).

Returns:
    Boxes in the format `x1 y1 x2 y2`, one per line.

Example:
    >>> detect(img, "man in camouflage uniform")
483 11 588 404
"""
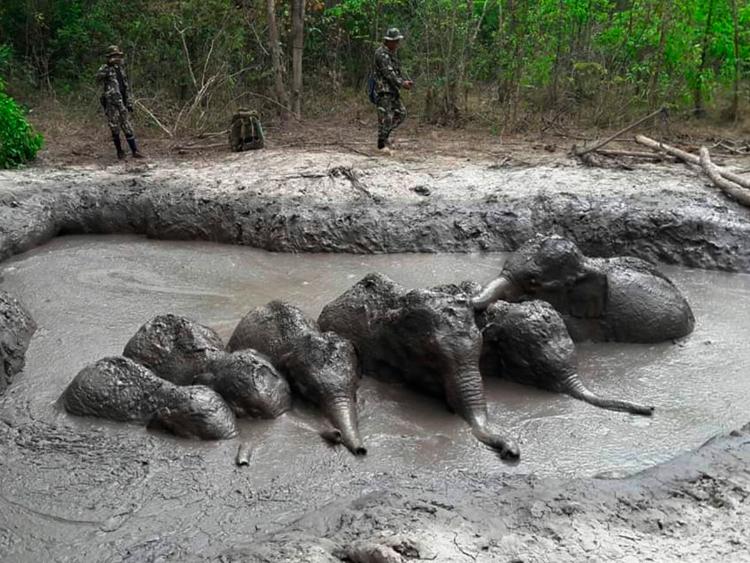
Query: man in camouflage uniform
96 45 144 159
373 28 413 153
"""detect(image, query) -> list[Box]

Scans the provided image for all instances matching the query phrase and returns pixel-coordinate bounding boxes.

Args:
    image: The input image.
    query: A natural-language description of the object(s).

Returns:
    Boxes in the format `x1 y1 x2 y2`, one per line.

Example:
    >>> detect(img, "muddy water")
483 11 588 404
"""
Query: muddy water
2 235 749 481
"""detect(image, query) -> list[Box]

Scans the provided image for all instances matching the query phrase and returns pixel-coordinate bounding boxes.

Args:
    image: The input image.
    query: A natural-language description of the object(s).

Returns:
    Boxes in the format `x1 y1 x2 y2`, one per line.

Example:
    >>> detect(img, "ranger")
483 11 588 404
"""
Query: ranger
372 28 413 153
96 45 144 160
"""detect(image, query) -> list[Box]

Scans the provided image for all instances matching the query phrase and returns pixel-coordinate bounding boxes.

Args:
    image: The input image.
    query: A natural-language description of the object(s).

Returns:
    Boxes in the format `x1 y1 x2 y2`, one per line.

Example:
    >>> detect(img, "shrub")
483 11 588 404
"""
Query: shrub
0 78 43 168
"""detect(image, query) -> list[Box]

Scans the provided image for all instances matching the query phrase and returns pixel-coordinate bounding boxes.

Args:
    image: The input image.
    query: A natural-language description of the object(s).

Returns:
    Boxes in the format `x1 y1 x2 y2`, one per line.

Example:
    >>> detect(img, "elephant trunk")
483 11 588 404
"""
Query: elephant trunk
446 365 520 460
560 374 654 416
471 276 520 310
322 397 367 456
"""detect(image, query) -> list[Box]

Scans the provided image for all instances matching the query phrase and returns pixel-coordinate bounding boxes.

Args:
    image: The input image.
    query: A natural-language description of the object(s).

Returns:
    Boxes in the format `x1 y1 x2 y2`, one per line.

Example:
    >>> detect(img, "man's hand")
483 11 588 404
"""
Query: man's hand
403 80 414 90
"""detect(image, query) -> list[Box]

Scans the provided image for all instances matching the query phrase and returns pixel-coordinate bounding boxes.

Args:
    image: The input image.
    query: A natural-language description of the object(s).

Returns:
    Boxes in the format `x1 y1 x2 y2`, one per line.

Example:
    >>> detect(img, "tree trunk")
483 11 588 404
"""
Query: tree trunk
291 0 305 119
729 0 740 121
647 2 670 110
266 0 289 117
693 0 716 118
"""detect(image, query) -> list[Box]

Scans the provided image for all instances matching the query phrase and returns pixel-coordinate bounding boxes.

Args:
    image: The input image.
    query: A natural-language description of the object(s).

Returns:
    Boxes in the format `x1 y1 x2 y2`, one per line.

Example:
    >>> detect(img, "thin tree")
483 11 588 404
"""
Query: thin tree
729 0 740 121
291 0 305 119
693 0 716 117
266 0 289 117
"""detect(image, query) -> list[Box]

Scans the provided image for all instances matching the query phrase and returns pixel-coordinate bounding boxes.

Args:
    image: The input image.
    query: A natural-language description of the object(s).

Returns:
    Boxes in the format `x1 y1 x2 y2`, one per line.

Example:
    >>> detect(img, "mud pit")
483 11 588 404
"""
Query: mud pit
0 150 749 561
1 235 749 561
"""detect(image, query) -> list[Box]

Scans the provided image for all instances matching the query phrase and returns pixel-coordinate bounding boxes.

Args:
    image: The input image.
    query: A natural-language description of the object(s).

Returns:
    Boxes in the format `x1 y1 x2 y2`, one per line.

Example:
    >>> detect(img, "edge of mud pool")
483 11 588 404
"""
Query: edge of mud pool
0 151 749 270
0 152 749 561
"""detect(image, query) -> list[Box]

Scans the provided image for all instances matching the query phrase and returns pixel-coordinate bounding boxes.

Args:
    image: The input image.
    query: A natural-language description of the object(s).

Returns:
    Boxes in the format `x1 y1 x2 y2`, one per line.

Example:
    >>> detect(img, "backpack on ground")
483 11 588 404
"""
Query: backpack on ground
229 110 265 152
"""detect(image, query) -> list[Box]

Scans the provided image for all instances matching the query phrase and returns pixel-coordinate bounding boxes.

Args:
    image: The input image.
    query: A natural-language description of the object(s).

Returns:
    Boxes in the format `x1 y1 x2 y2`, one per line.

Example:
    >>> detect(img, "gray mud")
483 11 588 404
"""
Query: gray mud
0 236 749 561
1 149 750 272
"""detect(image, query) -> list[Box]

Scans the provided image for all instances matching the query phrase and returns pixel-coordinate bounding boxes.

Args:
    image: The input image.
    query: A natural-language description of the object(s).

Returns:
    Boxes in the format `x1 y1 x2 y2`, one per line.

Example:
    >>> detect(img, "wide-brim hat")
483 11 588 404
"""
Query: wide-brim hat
383 28 404 41
106 45 124 58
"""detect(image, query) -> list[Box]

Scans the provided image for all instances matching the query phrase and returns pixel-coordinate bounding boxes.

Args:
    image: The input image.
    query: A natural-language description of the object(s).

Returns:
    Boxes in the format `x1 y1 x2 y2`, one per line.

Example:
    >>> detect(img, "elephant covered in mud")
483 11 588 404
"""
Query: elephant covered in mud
197 350 292 419
479 300 654 415
61 356 238 440
0 290 37 395
124 314 291 420
227 301 367 455
472 234 695 343
123 313 225 385
318 273 520 460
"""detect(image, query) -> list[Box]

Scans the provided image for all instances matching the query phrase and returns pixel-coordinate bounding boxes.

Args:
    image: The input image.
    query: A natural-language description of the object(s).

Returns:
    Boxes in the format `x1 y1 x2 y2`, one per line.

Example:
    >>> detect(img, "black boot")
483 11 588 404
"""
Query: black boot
112 133 125 160
126 136 145 158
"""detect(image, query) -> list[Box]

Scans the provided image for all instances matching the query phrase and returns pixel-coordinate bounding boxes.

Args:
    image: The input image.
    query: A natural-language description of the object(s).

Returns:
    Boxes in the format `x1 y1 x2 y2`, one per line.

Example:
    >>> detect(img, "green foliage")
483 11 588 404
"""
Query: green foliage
0 78 44 168
0 0 748 128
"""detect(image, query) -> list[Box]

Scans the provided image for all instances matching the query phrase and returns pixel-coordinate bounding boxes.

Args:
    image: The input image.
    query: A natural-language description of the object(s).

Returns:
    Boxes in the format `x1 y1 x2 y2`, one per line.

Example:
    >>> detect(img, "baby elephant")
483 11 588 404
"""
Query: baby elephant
472 234 695 343
123 314 225 385
319 273 520 460
228 301 366 455
61 356 238 440
196 350 292 419
479 300 654 415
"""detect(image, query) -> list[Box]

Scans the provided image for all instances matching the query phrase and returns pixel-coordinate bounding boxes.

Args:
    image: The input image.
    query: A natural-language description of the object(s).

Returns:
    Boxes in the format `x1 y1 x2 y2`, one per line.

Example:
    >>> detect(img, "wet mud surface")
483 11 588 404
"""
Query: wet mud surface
0 236 749 561
1 149 750 272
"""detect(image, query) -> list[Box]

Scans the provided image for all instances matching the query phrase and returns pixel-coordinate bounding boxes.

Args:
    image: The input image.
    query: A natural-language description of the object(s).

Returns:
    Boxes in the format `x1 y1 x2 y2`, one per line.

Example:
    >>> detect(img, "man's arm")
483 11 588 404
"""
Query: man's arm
375 50 403 91
95 65 109 84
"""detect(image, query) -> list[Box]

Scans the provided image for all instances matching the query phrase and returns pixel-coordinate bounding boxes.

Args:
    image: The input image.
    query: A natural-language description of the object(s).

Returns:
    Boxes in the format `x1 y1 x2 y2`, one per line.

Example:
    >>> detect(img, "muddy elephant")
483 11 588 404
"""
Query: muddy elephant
123 314 226 385
227 301 366 455
61 356 238 440
196 350 292 419
0 290 37 395
479 300 654 415
318 273 519 460
472 234 695 343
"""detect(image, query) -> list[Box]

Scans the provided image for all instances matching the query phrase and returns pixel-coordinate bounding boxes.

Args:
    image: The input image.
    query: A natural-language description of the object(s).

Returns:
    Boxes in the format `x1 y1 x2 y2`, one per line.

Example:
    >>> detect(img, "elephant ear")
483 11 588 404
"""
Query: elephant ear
566 269 608 318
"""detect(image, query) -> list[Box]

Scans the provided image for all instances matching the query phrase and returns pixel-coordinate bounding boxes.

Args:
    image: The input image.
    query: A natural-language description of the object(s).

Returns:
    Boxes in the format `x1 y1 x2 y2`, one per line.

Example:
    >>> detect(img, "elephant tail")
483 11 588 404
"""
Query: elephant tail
321 398 367 456
560 374 654 416
471 426 521 460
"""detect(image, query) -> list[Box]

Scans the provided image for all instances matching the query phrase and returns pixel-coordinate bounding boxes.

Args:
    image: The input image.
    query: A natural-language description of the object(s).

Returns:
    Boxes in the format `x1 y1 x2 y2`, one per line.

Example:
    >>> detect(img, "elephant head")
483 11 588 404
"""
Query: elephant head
472 234 694 343
319 274 520 460
472 235 594 309
480 300 654 415
228 301 367 456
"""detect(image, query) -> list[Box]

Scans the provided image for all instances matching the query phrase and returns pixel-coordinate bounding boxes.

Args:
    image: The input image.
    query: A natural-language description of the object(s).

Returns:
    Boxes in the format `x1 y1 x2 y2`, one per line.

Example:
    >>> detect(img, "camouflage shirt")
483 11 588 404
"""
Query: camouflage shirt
96 63 131 106
373 45 406 95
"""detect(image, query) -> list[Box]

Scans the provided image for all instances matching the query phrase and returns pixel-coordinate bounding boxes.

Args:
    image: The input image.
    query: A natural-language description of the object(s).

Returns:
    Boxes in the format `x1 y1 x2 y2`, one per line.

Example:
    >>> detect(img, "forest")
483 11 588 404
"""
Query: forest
0 0 749 141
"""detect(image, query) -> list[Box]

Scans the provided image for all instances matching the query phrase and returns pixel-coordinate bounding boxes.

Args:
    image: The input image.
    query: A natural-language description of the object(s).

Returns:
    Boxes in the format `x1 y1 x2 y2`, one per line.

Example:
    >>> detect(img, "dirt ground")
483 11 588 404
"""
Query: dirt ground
25 99 750 170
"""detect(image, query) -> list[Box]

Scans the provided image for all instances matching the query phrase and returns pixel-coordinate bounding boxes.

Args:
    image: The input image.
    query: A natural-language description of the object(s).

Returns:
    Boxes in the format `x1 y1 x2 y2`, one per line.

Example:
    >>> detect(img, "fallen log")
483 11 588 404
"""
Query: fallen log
574 107 667 157
699 147 750 207
635 135 750 190
173 142 227 152
596 149 670 161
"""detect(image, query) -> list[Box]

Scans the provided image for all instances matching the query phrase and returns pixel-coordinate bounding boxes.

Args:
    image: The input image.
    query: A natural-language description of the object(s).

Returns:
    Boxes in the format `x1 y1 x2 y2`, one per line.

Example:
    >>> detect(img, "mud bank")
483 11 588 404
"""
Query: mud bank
1 149 750 271
222 422 750 562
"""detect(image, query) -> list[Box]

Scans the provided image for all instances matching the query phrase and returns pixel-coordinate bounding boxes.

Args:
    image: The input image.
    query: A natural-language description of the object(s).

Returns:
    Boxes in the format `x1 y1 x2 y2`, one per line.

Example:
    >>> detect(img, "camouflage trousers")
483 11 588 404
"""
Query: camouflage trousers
104 98 134 138
376 93 406 142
